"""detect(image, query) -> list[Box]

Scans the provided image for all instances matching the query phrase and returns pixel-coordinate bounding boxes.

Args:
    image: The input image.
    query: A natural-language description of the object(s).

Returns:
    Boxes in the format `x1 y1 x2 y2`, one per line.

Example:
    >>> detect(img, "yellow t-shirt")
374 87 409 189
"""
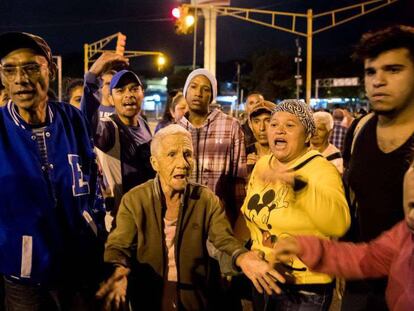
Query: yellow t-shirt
241 150 350 285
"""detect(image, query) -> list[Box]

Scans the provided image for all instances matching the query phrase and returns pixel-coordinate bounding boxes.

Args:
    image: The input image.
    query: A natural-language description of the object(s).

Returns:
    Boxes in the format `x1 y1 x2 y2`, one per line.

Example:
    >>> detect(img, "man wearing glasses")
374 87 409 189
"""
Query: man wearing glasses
0 32 105 310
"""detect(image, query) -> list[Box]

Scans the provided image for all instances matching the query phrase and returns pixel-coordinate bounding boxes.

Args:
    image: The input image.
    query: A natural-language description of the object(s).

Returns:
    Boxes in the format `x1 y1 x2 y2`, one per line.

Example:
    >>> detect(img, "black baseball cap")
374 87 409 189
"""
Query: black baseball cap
0 32 53 66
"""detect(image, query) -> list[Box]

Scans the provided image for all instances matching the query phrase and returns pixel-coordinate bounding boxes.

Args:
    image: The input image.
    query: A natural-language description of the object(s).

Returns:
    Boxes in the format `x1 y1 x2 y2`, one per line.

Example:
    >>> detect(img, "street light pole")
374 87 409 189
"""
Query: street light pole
294 38 302 100
306 9 313 105
192 5 198 70
236 62 241 117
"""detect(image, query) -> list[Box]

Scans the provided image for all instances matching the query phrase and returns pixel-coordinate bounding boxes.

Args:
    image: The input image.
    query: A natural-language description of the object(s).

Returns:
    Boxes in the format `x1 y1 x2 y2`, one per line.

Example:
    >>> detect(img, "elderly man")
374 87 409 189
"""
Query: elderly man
311 111 343 174
97 124 285 310
0 32 105 309
178 68 247 226
81 53 155 227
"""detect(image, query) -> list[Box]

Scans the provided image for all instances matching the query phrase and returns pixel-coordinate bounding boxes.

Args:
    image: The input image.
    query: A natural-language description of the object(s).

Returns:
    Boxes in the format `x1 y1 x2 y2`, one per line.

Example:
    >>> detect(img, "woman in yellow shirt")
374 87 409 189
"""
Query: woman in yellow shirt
241 99 350 310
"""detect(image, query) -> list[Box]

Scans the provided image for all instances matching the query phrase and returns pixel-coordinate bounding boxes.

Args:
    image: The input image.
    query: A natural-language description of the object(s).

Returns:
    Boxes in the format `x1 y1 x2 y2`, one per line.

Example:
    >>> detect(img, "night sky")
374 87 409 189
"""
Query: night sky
0 0 412 78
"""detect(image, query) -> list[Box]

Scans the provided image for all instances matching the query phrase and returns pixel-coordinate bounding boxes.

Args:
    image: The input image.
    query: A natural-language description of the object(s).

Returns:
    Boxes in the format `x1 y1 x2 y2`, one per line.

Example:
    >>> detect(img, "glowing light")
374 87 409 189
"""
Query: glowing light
157 55 166 67
172 8 180 19
185 15 195 27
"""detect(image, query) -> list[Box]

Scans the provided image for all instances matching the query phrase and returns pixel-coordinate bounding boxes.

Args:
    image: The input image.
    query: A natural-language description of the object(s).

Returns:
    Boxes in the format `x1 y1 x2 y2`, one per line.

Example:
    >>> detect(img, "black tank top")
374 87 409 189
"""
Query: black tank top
348 115 414 242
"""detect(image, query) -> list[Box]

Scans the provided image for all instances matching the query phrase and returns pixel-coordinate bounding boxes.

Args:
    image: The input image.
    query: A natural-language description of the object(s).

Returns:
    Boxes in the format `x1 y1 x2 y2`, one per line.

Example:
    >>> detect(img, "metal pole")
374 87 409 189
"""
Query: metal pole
210 9 216 76
295 38 302 100
306 9 313 105
84 43 89 73
315 79 319 99
236 62 241 117
192 6 198 70
203 7 217 76
203 8 210 72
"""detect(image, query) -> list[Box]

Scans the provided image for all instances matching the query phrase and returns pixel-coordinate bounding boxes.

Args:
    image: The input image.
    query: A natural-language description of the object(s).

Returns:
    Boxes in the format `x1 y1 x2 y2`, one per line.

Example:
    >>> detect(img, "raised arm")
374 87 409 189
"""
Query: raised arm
81 52 128 127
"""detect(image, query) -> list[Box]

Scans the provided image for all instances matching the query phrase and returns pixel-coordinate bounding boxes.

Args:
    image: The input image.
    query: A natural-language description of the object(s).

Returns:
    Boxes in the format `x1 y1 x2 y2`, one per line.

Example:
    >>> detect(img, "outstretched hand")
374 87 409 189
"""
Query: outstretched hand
269 236 302 264
96 265 130 311
262 160 296 187
89 52 129 76
236 250 285 295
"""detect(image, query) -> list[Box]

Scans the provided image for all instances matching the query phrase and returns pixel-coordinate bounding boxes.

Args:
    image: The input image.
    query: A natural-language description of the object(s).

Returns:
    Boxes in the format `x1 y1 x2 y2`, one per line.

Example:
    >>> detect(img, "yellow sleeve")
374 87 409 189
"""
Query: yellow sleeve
297 158 350 237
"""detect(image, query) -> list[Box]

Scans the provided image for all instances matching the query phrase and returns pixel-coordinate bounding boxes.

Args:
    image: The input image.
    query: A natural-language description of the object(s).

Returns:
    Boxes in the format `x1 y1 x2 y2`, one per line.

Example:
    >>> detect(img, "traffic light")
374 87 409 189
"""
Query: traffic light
116 32 127 55
172 6 195 35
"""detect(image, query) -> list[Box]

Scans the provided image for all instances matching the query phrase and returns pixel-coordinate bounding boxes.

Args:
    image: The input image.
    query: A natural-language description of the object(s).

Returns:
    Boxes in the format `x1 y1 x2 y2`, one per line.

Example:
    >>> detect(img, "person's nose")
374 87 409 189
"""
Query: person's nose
259 121 266 132
274 124 286 134
372 70 387 88
176 152 190 168
14 67 30 84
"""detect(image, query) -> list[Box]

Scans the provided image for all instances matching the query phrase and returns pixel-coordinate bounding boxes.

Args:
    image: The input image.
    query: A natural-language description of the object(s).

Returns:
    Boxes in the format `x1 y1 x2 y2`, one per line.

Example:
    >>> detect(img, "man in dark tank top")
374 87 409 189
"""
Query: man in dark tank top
344 25 414 311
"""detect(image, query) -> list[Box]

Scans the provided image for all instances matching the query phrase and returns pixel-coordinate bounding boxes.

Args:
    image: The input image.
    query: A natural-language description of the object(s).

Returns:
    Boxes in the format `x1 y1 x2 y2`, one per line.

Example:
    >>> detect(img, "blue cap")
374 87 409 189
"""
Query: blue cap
109 70 143 92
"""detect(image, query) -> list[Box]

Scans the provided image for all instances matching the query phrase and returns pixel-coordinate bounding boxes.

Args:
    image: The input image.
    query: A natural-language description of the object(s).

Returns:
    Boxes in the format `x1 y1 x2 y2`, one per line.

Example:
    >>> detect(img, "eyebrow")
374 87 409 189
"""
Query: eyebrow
1 61 40 66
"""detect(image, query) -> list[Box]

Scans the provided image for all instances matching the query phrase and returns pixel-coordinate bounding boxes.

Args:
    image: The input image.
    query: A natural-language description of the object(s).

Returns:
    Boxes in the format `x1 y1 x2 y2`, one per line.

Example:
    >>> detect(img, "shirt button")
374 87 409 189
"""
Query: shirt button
31 135 36 140
41 165 46 171
49 164 54 169
45 132 51 138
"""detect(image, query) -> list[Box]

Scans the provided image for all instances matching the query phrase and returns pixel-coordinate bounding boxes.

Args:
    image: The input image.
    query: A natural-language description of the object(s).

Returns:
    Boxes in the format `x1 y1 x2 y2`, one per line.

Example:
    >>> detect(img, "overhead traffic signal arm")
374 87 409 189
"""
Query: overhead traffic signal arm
313 0 399 34
180 4 307 37
84 32 124 72
84 32 165 72
179 0 398 36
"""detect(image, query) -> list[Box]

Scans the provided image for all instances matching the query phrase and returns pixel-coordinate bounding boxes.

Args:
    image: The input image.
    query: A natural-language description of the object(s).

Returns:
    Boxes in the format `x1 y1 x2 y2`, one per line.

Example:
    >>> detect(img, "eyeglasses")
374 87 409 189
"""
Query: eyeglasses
0 63 47 81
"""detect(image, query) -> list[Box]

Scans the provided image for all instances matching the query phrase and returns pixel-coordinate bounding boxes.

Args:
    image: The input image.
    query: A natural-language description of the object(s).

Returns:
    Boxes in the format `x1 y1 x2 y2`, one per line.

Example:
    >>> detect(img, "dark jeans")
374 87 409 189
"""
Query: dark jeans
3 277 96 311
252 283 333 311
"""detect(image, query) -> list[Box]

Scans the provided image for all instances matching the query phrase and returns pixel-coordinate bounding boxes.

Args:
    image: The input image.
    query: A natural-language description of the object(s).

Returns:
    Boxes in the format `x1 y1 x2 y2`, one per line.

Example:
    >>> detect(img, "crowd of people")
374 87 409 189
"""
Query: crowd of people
0 24 413 311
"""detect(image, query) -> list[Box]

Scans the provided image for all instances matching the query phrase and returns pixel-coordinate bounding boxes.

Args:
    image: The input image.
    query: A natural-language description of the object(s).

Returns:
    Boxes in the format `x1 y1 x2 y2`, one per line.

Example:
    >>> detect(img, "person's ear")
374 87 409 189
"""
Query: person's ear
150 155 159 172
169 108 175 118
48 62 57 81
248 118 253 130
108 94 114 106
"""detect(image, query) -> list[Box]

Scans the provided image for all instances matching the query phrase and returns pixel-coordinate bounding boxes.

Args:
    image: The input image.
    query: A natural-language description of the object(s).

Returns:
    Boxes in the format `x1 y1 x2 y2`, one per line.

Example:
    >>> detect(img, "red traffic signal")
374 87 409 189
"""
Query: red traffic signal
172 7 180 19
116 33 127 55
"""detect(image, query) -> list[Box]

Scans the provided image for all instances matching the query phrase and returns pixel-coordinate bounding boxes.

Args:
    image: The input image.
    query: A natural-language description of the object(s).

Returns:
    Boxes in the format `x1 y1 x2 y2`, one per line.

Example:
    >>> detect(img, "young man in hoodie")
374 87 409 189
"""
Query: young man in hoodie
178 68 247 226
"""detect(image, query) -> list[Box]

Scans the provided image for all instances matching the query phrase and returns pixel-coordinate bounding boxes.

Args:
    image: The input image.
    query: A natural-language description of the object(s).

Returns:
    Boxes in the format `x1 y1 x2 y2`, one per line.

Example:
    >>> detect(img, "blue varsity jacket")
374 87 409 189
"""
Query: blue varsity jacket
0 101 105 287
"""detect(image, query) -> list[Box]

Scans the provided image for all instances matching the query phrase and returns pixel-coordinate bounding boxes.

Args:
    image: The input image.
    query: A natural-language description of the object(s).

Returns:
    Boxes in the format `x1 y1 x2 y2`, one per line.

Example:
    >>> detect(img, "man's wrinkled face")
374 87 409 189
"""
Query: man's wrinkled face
0 48 50 112
110 80 143 120
310 120 330 148
403 163 414 233
185 75 212 115
151 134 194 193
364 48 414 116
